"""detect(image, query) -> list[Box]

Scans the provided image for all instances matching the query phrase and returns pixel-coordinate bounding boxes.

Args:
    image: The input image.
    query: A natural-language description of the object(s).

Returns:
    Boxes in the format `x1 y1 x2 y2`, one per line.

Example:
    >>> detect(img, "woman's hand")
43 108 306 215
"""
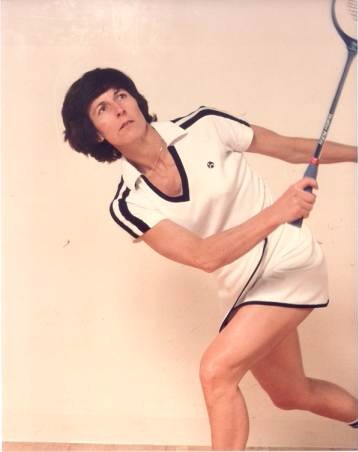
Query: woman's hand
269 177 318 225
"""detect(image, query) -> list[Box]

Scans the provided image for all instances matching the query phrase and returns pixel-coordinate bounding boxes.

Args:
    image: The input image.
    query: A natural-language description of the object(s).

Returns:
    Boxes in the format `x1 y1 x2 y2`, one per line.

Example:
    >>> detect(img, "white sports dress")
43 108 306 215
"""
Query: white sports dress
110 107 329 330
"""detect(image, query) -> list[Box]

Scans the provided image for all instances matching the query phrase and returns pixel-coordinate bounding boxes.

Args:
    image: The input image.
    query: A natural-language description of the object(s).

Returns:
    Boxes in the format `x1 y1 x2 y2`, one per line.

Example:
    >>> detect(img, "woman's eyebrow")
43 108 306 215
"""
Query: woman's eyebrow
113 87 124 95
91 100 106 114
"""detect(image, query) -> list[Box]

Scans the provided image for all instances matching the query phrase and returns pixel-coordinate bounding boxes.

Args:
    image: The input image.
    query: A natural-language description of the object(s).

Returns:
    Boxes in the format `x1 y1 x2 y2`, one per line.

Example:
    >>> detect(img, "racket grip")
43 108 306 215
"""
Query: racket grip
289 159 319 228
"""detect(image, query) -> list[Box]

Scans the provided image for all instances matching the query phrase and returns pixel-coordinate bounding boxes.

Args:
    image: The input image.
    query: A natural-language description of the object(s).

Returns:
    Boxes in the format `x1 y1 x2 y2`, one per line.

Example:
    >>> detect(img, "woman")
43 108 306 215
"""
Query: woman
62 68 357 450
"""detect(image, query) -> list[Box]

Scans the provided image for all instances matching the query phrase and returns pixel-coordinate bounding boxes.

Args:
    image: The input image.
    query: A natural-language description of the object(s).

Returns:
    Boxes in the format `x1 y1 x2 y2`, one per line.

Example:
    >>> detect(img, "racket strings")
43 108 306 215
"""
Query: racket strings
347 0 357 19
335 0 357 39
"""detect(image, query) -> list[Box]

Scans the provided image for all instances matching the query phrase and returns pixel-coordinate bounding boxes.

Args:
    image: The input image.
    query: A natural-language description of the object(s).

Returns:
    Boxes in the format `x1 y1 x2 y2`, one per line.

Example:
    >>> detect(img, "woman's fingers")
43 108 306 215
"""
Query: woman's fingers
271 177 318 224
295 177 318 192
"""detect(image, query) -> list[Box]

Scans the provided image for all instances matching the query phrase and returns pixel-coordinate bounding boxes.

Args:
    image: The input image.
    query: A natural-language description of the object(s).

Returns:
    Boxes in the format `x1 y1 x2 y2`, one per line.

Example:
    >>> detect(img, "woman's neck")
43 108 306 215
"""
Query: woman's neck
120 125 165 174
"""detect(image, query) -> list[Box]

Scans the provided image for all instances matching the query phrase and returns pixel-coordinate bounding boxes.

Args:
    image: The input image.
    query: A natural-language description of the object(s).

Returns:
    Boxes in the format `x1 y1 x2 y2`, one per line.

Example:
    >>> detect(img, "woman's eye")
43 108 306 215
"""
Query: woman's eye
115 91 126 100
98 105 106 115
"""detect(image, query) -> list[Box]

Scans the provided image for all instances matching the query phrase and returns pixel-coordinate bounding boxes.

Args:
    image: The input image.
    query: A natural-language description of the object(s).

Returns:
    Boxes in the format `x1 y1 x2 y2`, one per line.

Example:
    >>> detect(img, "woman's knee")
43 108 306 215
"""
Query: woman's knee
199 349 247 394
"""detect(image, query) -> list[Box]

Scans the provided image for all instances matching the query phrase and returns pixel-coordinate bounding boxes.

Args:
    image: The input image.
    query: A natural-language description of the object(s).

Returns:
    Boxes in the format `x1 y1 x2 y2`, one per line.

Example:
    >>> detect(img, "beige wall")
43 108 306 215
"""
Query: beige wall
2 0 357 448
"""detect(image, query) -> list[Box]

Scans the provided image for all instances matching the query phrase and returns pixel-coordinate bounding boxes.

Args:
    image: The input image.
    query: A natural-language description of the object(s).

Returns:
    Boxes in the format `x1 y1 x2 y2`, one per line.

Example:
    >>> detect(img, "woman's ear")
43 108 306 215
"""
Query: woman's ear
97 133 104 142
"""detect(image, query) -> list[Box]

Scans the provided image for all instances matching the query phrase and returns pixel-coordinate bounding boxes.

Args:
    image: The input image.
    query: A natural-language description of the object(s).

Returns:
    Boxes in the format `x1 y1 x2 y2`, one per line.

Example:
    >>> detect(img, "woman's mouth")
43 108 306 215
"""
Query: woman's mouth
120 120 133 130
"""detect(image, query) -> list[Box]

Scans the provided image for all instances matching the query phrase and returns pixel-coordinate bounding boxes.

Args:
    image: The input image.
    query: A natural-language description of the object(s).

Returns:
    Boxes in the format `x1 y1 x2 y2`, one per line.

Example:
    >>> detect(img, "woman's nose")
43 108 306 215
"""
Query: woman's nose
114 103 125 116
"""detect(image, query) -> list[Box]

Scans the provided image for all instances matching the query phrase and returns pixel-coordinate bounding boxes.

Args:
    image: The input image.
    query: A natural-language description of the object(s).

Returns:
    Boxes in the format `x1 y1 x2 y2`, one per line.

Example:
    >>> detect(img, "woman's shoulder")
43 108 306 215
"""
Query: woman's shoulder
171 106 250 130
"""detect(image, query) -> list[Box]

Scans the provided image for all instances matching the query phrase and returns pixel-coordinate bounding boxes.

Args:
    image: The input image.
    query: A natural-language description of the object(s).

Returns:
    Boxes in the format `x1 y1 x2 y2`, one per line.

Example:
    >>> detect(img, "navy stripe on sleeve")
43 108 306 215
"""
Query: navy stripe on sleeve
172 107 250 129
110 201 139 239
109 178 151 237
118 188 151 234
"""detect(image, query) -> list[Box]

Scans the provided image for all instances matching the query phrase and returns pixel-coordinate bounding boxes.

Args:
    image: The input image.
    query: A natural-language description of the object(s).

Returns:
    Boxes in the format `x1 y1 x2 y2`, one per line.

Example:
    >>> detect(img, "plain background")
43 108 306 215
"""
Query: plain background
1 0 357 449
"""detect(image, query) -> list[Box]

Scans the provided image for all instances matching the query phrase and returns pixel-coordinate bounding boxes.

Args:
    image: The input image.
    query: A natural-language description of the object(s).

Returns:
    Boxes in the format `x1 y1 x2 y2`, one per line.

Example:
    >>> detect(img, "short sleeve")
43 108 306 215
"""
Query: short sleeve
209 109 254 153
110 181 166 241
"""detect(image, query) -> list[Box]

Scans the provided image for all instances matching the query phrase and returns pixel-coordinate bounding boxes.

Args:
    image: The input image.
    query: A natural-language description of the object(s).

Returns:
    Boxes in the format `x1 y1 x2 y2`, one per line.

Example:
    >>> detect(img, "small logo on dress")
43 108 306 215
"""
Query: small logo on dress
207 161 215 168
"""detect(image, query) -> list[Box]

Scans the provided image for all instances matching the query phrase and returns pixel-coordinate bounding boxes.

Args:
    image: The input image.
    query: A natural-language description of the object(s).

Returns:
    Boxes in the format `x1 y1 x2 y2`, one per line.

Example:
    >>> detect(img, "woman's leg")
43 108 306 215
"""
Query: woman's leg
199 304 314 450
251 329 358 422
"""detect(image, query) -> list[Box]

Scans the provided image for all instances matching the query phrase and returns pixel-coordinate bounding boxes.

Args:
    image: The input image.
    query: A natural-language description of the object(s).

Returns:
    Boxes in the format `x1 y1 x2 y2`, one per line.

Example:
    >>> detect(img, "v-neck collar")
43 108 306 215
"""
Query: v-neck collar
120 121 190 202
141 145 190 202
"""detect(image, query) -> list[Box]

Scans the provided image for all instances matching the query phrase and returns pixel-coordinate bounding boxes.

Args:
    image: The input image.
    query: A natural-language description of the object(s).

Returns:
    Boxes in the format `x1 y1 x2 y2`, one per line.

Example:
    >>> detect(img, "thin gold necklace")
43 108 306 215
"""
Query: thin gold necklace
145 143 164 176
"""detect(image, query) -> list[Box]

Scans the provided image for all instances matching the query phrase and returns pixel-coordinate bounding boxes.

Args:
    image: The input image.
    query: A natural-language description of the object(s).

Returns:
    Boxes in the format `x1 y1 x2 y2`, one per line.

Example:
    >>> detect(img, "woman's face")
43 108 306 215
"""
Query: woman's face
88 88 147 149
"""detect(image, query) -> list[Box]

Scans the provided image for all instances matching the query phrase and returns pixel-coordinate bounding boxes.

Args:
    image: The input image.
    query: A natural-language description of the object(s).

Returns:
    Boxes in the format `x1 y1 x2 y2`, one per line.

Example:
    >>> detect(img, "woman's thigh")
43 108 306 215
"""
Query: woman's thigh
200 305 313 380
250 329 311 407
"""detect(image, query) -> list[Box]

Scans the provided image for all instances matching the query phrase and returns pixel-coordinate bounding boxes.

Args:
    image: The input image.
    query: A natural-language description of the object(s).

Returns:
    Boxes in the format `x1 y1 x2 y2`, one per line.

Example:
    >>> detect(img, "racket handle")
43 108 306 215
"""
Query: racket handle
290 158 319 228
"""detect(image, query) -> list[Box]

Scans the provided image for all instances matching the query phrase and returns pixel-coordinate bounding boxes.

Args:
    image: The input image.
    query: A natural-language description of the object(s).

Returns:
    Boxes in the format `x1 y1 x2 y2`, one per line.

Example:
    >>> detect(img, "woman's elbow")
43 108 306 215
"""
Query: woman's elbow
193 250 221 273
198 261 218 273
165 236 223 273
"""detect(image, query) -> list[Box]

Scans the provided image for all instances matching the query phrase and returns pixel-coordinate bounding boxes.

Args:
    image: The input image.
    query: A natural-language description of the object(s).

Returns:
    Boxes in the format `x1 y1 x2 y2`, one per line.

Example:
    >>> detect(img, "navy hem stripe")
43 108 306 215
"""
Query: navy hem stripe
234 300 330 310
219 299 330 332
173 107 250 130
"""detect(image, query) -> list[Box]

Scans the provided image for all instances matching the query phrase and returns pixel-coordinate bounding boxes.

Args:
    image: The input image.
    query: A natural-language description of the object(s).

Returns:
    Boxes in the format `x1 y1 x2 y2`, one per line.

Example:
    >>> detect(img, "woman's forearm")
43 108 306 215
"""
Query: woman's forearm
195 205 280 273
290 137 357 164
248 125 357 164
144 179 317 273
195 177 317 273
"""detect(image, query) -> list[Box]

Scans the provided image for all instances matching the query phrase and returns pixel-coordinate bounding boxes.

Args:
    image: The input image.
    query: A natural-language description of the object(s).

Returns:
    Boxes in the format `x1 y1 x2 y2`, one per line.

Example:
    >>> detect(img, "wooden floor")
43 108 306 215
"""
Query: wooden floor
3 444 353 452
3 442 210 452
2 444 209 452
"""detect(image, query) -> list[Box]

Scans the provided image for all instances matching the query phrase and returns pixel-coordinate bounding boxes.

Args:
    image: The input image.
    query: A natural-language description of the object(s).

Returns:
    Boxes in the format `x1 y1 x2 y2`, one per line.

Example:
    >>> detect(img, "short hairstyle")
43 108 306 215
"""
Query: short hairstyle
61 68 156 163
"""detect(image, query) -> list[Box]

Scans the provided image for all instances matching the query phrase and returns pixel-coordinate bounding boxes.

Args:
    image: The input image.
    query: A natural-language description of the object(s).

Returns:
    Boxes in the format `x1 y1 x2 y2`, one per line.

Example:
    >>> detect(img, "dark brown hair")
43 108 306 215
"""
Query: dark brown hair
61 68 156 162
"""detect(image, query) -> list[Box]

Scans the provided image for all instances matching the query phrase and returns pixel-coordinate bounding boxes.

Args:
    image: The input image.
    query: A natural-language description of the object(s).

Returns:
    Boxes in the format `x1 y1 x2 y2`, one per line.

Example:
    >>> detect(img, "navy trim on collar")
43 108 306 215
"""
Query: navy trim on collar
141 145 190 202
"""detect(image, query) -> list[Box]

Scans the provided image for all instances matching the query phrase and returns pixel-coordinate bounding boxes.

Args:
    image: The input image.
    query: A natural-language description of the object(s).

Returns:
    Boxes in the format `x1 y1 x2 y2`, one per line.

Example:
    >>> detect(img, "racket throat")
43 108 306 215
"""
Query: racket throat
303 158 319 180
309 157 320 166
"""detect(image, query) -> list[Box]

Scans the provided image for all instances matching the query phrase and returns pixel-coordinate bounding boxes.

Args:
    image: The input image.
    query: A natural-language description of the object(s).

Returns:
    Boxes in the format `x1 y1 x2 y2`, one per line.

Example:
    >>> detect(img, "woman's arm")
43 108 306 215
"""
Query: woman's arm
141 177 317 273
248 125 357 164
